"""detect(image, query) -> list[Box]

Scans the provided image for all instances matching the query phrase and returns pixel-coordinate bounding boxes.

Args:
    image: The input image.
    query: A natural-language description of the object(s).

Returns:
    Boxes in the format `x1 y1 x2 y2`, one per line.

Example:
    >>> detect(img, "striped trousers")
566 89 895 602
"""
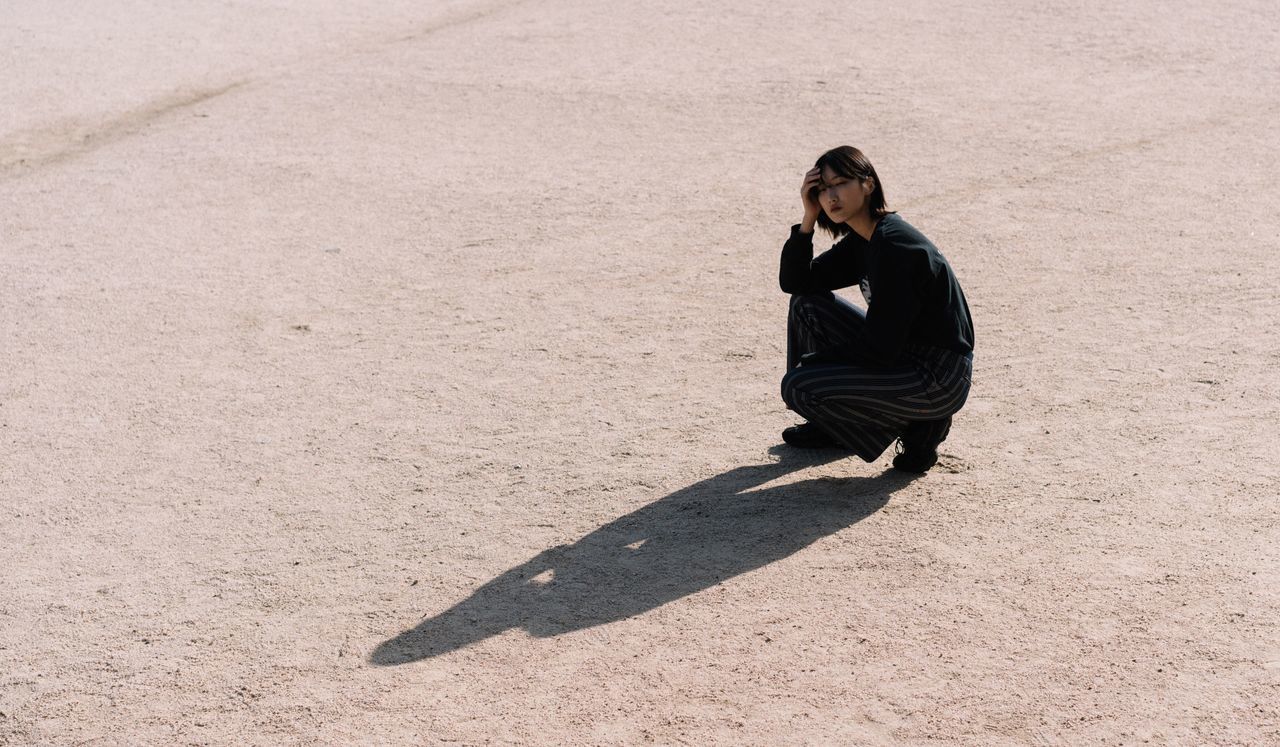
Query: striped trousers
781 292 972 462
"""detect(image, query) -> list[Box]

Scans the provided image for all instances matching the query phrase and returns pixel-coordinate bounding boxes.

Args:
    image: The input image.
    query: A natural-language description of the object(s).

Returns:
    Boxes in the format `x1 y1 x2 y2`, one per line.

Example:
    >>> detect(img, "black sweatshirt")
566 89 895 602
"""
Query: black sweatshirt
779 213 974 366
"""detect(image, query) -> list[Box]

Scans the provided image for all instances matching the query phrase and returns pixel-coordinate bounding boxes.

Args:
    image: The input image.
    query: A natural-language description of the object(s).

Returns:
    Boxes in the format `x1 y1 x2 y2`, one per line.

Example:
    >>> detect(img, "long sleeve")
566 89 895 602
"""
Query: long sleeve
779 225 863 294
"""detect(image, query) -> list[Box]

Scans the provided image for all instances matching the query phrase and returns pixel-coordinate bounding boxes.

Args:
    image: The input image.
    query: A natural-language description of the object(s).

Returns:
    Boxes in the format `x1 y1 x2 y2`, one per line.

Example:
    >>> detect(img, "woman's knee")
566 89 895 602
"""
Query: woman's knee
788 292 867 336
788 292 831 318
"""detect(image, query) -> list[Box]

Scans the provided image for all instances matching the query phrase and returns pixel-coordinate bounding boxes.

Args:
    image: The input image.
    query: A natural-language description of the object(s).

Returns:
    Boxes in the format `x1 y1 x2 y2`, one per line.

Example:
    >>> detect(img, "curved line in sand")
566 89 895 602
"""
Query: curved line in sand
0 81 248 177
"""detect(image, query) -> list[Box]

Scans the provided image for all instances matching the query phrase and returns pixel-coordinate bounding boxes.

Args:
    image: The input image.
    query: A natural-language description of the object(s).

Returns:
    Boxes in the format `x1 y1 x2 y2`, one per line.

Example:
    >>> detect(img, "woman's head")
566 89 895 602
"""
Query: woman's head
810 146 890 238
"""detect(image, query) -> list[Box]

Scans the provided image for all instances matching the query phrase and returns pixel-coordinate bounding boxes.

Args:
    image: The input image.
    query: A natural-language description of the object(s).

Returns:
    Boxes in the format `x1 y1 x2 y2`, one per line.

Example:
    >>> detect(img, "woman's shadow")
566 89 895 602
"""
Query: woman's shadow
371 449 916 665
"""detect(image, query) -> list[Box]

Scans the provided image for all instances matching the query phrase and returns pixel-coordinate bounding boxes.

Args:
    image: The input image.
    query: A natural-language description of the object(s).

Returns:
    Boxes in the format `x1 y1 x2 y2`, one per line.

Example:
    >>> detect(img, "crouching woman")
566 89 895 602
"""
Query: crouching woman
779 145 974 473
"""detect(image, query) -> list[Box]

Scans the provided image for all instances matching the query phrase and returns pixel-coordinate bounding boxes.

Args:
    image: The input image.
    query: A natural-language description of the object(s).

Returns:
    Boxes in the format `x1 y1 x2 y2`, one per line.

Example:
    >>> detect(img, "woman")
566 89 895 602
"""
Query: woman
779 146 974 473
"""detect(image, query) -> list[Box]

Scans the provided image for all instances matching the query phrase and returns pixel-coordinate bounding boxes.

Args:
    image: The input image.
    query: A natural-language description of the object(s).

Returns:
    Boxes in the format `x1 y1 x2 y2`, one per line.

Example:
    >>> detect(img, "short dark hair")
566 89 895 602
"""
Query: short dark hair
811 145 892 238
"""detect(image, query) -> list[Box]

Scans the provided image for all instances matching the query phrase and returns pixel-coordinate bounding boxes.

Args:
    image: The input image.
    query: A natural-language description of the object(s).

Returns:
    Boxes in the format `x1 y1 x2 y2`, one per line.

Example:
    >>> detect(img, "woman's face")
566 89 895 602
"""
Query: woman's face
816 165 871 224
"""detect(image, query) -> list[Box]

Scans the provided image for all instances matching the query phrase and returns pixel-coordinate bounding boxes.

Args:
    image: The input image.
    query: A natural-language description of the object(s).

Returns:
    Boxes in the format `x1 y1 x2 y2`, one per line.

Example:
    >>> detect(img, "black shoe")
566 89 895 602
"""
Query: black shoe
782 422 841 449
891 416 951 473
891 443 938 473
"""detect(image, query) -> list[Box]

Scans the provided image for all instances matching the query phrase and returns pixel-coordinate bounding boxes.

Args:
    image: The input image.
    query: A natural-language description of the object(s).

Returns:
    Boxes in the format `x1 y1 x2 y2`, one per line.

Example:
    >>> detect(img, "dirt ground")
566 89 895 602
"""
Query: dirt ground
3 0 1279 744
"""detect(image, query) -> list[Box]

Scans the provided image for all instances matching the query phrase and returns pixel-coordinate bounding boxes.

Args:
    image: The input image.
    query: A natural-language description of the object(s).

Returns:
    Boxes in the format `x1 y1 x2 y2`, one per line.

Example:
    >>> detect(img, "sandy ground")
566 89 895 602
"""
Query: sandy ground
3 0 1279 744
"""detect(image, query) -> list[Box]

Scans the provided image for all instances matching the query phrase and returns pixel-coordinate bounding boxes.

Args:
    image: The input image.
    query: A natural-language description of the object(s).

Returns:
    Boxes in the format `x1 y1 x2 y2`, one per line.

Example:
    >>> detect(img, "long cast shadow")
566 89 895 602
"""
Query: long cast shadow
371 450 915 665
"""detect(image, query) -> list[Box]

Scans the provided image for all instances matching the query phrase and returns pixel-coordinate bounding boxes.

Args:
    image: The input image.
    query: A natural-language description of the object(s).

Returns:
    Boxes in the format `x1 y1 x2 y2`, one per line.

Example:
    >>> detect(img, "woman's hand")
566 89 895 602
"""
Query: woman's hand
800 166 822 233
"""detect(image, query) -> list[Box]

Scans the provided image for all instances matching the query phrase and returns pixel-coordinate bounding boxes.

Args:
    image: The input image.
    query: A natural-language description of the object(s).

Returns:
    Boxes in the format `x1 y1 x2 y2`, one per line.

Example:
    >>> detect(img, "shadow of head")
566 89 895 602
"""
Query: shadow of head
371 452 917 665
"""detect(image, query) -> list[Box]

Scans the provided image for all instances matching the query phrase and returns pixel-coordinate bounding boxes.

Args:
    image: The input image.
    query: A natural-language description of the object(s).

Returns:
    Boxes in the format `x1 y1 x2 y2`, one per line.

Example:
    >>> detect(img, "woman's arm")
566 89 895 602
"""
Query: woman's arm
800 166 821 234
779 167 862 294
779 227 863 294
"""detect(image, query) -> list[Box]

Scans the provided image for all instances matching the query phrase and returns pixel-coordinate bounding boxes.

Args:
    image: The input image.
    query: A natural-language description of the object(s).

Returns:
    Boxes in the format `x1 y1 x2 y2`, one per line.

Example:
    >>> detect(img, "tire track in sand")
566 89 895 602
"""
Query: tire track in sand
0 0 531 180
0 82 248 177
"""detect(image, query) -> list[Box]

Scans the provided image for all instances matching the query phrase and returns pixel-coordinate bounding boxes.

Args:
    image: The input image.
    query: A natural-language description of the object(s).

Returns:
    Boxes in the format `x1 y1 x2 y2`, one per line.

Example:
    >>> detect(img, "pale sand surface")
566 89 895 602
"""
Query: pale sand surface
3 0 1279 744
